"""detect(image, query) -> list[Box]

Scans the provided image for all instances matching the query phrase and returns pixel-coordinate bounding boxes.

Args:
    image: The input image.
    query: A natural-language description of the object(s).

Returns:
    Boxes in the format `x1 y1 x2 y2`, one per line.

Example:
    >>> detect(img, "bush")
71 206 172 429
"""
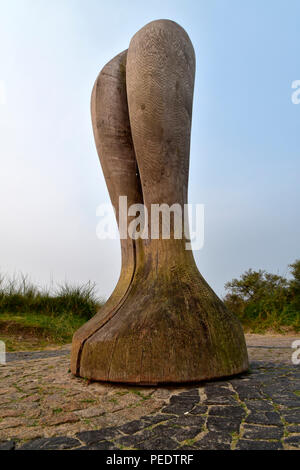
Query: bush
224 260 300 333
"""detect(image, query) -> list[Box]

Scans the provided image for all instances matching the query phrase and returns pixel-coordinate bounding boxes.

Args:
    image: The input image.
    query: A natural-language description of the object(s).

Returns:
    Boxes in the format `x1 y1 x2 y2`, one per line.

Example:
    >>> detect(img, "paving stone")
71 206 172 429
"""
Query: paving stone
204 384 234 394
116 434 149 448
118 419 148 435
286 425 300 433
151 424 179 438
0 417 25 430
18 437 80 450
0 409 20 418
232 382 263 400
168 395 200 410
170 394 199 404
189 405 208 415
77 441 119 450
245 411 282 426
209 405 246 419
22 394 40 403
175 427 202 442
195 441 231 450
282 411 300 424
76 427 119 444
206 416 241 433
0 440 15 450
193 432 231 450
272 398 300 408
236 439 283 450
243 424 283 440
40 412 79 426
161 402 194 415
141 414 174 426
177 389 199 398
284 435 300 448
204 387 237 405
75 406 104 418
136 429 156 441
0 388 15 396
137 436 178 450
244 399 274 413
172 414 205 428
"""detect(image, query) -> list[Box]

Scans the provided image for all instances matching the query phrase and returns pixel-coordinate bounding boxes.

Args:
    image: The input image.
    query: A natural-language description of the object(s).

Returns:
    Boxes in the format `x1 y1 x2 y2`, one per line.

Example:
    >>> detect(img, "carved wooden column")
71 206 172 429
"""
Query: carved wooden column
70 20 248 384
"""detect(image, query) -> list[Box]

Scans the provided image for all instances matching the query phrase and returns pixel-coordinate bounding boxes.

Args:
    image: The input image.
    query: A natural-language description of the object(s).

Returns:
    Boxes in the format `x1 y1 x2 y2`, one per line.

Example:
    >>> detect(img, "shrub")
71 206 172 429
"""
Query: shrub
224 260 300 333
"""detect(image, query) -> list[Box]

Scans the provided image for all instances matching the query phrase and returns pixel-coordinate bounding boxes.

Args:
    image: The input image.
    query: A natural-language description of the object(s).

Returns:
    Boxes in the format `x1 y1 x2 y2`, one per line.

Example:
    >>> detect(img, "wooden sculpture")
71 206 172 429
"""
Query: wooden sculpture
70 20 249 384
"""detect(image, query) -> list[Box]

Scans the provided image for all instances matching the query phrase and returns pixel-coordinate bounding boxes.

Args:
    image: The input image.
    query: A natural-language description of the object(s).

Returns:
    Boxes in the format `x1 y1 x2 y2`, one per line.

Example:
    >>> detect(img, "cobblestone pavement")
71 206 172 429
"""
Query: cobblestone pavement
0 334 299 450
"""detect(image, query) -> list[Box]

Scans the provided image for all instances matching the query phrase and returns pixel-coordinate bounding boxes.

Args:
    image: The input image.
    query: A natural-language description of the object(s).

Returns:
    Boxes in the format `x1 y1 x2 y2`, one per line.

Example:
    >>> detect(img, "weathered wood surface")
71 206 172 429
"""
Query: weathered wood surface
71 20 248 384
70 50 142 375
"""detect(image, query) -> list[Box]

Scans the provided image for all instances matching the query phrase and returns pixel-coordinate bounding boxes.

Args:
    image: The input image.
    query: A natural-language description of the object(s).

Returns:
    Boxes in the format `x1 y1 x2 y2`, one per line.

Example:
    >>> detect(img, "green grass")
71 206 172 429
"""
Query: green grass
0 311 86 343
0 273 101 318
0 272 103 349
235 305 300 334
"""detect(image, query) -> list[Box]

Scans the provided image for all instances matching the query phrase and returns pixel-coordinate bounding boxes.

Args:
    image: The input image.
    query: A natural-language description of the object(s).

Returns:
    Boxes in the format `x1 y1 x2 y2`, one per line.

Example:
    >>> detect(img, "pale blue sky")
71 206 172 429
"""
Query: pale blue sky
0 0 299 298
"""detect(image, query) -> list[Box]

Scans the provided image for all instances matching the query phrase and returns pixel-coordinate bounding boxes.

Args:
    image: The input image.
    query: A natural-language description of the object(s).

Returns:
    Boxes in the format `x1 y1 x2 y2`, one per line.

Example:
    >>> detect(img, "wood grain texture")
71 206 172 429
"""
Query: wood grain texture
72 20 249 384
70 50 143 375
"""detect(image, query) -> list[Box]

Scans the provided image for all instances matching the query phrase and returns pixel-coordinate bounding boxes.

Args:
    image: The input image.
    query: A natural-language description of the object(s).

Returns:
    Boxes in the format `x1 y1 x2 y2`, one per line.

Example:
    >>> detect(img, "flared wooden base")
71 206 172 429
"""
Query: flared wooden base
71 262 249 384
